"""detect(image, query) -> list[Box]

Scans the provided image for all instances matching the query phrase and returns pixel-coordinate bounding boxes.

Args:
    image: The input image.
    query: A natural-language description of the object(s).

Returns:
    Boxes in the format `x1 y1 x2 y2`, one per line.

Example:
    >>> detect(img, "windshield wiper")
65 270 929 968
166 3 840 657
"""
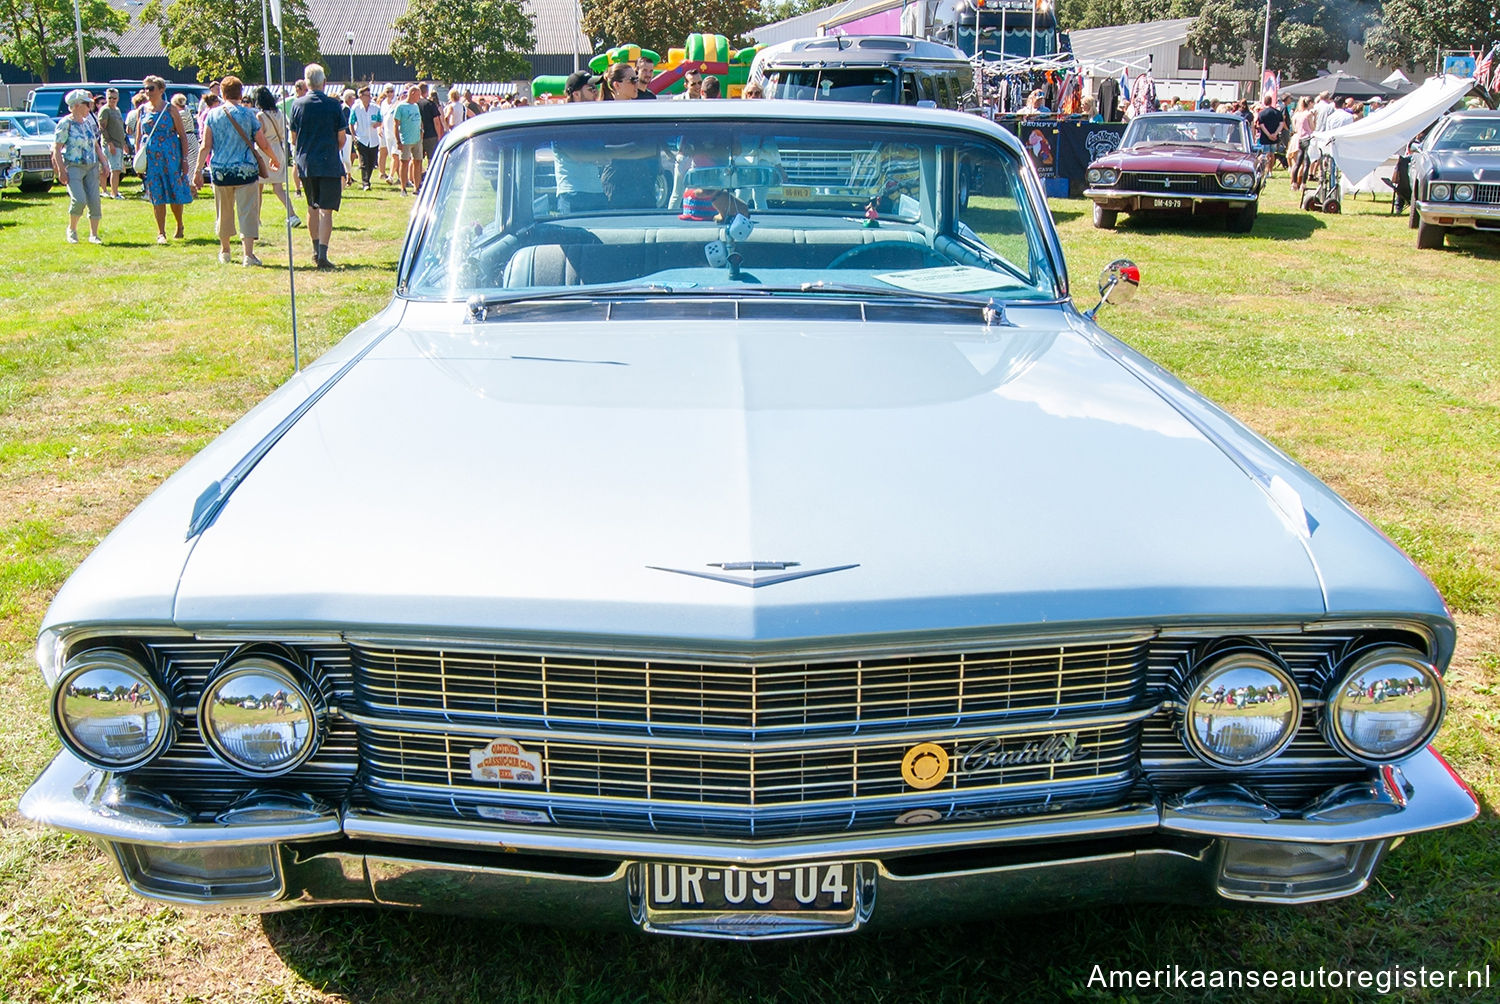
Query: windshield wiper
466 282 680 320
773 281 1013 324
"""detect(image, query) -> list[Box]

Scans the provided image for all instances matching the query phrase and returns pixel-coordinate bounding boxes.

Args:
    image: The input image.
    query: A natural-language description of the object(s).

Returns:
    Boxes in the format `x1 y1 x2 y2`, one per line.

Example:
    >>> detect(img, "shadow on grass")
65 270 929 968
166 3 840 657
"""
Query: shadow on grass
1113 209 1326 241
258 815 1497 1003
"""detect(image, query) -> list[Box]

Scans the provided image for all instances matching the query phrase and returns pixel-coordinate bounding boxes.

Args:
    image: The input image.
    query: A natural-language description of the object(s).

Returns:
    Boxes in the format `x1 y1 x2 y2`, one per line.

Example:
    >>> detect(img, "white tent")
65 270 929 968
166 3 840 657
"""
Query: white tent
1311 74 1476 194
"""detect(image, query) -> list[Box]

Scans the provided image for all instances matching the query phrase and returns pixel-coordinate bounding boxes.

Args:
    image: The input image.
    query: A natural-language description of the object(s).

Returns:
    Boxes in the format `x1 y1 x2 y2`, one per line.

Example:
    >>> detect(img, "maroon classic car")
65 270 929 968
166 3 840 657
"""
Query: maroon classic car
1084 112 1265 232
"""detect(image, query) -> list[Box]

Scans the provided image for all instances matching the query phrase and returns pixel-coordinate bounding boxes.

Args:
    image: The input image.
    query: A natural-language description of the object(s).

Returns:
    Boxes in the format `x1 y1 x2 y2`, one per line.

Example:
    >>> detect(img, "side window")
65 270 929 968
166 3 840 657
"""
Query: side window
954 144 1045 288
918 72 938 104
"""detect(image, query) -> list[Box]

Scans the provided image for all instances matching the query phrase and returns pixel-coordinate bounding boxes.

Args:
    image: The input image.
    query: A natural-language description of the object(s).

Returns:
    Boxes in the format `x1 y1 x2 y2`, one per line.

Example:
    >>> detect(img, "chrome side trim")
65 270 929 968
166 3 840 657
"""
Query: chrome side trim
338 705 1167 751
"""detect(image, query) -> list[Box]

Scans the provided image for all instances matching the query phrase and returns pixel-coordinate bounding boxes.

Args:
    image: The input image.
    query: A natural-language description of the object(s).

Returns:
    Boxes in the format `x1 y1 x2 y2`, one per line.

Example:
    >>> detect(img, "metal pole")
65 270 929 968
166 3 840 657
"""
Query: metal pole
277 25 299 371
72 0 88 81
261 0 273 85
1259 0 1271 95
1030 2 1036 62
347 32 355 85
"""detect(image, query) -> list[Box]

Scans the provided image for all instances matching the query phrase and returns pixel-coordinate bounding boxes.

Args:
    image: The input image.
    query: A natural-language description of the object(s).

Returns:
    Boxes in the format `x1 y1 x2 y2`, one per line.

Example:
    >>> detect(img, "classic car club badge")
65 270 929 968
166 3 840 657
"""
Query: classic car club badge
900 742 950 789
469 738 543 786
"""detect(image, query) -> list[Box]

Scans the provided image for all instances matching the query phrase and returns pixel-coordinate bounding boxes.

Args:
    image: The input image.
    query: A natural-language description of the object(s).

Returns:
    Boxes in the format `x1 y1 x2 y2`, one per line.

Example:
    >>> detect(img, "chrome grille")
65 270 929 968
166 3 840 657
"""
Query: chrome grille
360 723 1138 836
1472 183 1500 205
22 154 52 172
1118 172 1220 195
351 639 1147 735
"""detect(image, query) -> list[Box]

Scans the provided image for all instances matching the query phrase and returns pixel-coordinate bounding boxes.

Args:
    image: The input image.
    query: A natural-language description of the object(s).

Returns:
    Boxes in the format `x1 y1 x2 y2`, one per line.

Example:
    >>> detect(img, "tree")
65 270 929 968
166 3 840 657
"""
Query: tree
581 0 761 57
139 0 320 85
0 0 128 83
1364 0 1500 72
1186 0 1377 82
1056 0 1198 33
390 0 535 82
756 0 827 26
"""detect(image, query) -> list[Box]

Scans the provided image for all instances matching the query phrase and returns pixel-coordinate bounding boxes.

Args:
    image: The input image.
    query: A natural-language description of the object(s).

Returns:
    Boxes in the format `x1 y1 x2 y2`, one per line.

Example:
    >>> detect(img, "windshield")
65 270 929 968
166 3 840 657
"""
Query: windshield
1430 118 1500 152
406 116 1060 303
6 114 55 138
956 24 1059 60
763 69 900 104
1123 115 1248 151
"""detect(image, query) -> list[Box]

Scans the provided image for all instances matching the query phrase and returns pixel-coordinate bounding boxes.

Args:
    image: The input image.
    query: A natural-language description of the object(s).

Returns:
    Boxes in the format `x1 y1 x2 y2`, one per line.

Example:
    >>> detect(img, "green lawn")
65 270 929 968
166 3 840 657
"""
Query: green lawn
1 172 1497 1003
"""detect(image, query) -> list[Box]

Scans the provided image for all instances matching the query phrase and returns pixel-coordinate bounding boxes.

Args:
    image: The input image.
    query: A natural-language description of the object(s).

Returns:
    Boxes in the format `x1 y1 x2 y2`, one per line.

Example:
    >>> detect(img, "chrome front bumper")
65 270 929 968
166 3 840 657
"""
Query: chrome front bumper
1415 200 1500 228
20 747 1478 936
1084 189 1256 211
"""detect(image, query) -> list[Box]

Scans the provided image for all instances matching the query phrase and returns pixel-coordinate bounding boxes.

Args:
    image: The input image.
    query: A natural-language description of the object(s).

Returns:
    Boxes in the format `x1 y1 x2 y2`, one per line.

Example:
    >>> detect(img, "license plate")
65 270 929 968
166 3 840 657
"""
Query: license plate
778 186 812 199
1147 197 1186 209
646 862 855 911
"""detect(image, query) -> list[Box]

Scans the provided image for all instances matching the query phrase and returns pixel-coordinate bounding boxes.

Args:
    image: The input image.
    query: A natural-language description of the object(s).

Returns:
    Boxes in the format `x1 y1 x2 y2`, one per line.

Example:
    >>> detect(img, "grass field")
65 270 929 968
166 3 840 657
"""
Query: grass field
2 168 1498 1003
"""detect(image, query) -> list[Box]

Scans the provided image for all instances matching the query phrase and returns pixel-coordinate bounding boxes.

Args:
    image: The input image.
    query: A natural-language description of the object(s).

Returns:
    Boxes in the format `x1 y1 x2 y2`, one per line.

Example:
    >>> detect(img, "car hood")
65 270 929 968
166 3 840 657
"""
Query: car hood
1095 144 1254 173
1424 151 1500 182
164 306 1345 644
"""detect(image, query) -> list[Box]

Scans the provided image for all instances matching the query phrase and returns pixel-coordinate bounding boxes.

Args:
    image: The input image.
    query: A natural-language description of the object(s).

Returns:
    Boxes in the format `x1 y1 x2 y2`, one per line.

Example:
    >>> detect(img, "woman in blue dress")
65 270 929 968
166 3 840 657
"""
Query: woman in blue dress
134 75 195 244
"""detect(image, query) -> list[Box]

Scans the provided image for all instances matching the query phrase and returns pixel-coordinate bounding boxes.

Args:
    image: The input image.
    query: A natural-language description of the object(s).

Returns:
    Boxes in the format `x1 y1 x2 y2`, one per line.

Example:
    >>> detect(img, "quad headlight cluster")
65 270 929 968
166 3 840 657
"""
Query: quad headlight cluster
1220 172 1255 189
1181 644 1444 769
52 647 324 776
1086 168 1119 186
1429 182 1475 203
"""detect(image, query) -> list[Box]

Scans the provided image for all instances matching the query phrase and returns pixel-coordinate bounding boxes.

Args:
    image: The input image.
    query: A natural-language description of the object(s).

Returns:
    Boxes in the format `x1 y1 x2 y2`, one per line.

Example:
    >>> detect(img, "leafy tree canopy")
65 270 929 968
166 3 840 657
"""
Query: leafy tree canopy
582 0 761 57
140 0 319 85
390 0 535 82
1186 0 1376 84
1364 0 1500 72
0 0 128 83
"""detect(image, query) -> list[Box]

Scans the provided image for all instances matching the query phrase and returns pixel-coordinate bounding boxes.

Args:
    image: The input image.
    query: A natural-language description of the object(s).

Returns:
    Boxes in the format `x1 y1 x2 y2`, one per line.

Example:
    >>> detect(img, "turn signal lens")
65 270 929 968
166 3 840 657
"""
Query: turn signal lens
1183 653 1301 768
53 649 173 769
199 658 321 776
1323 647 1444 764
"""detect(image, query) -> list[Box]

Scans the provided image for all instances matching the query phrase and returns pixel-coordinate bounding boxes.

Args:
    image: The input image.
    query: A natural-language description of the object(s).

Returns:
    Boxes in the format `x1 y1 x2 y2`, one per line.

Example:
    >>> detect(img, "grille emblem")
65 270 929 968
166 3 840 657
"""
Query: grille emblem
648 561 859 588
469 738 543 786
900 743 950 790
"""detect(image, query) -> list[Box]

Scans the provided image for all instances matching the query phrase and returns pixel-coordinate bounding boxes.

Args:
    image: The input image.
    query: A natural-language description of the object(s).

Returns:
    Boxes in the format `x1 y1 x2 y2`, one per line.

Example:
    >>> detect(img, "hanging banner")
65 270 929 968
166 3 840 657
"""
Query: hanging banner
999 118 1127 195
269 0 283 30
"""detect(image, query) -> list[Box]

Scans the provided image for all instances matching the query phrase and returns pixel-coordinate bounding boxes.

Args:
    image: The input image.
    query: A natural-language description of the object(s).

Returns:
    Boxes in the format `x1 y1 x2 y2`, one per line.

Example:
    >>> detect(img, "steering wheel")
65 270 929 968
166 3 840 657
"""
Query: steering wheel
827 242 949 269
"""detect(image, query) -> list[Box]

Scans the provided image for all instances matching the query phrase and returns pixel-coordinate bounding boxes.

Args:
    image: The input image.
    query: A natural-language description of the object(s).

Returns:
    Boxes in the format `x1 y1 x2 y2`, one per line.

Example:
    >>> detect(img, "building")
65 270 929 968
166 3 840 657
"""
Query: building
0 0 591 91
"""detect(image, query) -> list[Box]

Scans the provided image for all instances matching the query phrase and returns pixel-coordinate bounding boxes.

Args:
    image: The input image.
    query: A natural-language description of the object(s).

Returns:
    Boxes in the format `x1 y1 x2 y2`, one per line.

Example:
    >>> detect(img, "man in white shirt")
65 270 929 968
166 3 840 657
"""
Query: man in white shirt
1312 91 1334 132
677 66 705 99
1323 98 1356 132
377 84 399 183
348 84 383 189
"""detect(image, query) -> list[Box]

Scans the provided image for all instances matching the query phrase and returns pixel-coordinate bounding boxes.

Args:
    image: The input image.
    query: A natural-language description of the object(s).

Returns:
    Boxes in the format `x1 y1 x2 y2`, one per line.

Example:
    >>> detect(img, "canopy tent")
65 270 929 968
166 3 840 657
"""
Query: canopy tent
1311 74 1477 194
1280 70 1394 100
1381 69 1415 94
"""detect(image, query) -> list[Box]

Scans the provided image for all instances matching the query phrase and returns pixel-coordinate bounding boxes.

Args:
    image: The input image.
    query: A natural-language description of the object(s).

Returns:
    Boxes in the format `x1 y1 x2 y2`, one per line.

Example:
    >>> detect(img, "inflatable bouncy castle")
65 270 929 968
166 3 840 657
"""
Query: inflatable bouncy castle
533 34 761 98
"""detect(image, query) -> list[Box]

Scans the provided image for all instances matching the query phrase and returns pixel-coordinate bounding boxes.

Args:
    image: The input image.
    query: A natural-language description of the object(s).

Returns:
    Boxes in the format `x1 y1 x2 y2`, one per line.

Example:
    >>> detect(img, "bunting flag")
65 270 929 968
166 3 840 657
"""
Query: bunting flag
1261 69 1279 101
1197 60 1208 105
1119 67 1131 103
1478 46 1496 90
269 0 283 30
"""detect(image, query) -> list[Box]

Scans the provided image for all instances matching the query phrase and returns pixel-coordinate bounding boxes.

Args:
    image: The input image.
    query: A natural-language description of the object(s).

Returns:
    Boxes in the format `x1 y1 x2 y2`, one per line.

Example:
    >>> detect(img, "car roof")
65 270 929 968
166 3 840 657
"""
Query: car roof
757 35 970 67
1130 111 1247 124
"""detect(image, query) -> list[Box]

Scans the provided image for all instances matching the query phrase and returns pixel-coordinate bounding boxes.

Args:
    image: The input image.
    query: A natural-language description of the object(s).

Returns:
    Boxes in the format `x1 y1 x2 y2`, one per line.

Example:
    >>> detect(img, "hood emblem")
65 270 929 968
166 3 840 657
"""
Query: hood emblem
648 561 858 588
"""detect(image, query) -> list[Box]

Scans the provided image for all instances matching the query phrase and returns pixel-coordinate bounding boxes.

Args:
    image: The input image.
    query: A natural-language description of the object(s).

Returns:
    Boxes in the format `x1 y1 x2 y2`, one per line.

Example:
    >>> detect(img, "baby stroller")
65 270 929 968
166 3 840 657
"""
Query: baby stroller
1301 148 1341 214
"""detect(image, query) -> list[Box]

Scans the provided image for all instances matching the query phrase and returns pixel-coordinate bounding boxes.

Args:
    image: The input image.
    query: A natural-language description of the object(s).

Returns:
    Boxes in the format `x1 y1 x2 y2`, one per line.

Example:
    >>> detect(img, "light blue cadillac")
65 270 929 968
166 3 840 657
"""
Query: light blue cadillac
22 102 1476 940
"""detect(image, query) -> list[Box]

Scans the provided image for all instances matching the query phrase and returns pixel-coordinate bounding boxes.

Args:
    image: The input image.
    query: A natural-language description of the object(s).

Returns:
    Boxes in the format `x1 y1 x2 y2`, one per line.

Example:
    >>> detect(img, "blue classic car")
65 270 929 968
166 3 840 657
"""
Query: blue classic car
21 102 1475 940
1410 109 1500 249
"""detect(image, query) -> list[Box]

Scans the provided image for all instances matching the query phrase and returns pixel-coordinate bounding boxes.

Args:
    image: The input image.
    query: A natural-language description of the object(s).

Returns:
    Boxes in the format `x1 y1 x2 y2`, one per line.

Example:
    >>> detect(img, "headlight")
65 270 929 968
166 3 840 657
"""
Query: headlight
1454 184 1474 202
1087 168 1101 183
1429 183 1451 201
198 657 322 776
1221 173 1250 189
1098 169 1118 185
1322 647 1444 764
1183 652 1301 768
52 649 174 769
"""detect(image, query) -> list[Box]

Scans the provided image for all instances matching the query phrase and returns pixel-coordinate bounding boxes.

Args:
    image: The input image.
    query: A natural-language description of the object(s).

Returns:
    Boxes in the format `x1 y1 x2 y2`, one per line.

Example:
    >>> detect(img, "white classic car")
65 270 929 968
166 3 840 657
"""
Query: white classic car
0 112 57 190
22 102 1475 940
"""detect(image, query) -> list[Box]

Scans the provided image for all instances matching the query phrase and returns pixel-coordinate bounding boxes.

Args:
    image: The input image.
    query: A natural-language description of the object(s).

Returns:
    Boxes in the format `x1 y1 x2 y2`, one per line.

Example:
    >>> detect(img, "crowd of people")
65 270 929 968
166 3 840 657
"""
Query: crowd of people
45 64 490 268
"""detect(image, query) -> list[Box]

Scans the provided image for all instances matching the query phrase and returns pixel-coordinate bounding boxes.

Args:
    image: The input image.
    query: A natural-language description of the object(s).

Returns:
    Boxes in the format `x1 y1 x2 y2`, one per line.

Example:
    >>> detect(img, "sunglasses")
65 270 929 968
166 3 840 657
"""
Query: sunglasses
621 76 639 84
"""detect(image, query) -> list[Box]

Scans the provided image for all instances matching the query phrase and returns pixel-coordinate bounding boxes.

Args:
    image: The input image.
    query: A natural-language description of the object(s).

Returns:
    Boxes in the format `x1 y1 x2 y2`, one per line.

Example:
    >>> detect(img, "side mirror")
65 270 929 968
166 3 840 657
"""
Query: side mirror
1084 259 1140 319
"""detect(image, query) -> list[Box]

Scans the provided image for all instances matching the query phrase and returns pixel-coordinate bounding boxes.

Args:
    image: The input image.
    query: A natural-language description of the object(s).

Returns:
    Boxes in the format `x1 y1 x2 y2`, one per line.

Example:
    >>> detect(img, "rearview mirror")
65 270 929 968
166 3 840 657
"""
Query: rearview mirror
683 165 779 190
1084 259 1140 319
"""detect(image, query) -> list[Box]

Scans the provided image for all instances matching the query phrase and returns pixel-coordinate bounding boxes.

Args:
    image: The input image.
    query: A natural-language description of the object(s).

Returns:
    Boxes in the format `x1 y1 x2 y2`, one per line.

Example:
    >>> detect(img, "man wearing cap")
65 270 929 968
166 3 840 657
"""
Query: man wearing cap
98 88 127 199
555 71 606 213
